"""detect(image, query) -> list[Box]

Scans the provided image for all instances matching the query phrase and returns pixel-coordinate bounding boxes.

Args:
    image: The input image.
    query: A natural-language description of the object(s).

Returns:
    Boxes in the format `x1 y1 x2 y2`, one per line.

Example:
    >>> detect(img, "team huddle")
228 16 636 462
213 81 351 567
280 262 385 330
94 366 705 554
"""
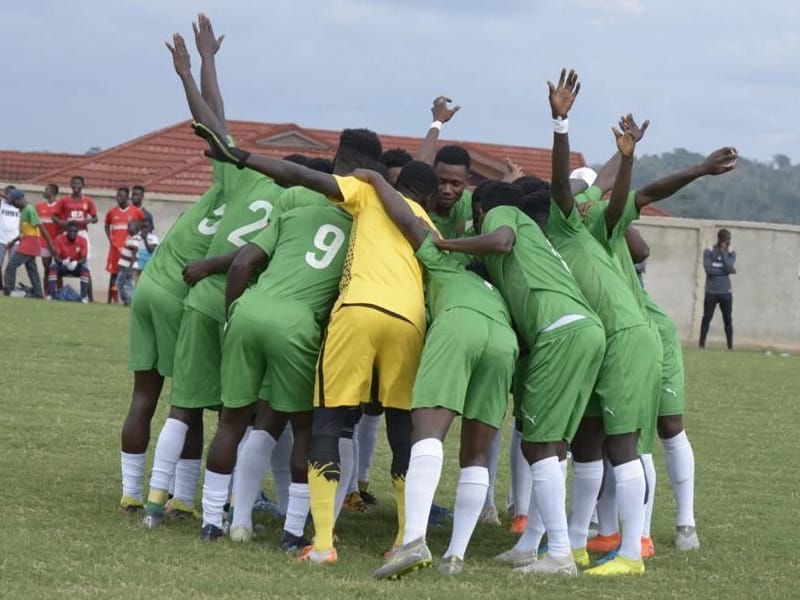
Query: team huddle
118 15 737 579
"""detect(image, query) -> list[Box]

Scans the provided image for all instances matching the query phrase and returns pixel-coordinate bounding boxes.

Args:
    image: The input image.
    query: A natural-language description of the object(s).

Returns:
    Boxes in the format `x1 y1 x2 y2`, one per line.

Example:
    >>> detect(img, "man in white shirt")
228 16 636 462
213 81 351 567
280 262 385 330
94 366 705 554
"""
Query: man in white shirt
0 185 21 290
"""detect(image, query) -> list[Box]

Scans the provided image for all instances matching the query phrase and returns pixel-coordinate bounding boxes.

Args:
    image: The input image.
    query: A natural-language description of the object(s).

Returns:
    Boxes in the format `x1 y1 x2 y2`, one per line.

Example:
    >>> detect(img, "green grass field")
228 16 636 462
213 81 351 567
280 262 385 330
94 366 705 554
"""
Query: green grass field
3 297 798 598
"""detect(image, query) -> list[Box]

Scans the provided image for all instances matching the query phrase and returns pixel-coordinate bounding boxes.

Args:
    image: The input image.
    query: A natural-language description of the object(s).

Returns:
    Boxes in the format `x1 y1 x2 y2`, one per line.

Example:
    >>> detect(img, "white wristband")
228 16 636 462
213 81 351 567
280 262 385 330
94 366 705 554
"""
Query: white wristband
430 120 443 131
553 117 569 134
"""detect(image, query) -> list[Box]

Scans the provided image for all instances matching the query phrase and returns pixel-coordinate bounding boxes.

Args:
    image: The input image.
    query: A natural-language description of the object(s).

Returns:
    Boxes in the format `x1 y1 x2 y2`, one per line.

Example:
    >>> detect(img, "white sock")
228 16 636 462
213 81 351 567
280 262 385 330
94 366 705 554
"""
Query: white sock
483 429 502 510
661 430 696 527
532 457 570 559
173 459 201 507
511 429 532 517
348 424 360 494
231 430 276 530
515 491 546 553
568 460 603 549
201 470 231 528
614 459 646 560
597 459 618 536
271 426 293 515
641 453 656 537
333 437 355 522
403 438 444 544
148 418 189 495
357 414 381 483
444 466 488 560
121 451 146 500
284 482 310 537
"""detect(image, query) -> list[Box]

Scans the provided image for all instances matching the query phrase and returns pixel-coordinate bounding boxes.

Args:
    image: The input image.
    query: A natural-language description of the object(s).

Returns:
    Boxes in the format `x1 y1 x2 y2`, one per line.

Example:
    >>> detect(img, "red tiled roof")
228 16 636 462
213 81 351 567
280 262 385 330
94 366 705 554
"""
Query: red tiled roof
0 150 82 183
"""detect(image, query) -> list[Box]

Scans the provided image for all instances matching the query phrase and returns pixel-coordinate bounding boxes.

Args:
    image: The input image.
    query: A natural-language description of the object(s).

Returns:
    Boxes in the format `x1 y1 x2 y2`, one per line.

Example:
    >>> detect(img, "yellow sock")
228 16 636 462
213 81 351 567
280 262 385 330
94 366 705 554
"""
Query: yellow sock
308 461 340 552
147 488 169 507
392 475 406 547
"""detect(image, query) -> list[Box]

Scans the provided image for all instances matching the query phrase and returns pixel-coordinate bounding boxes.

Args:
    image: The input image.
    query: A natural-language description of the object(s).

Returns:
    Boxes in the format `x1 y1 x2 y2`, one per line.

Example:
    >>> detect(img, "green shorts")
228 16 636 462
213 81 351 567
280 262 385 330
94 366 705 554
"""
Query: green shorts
169 305 224 410
657 321 685 417
222 293 320 412
519 320 605 443
511 351 530 422
128 272 184 377
412 307 517 430
585 323 662 436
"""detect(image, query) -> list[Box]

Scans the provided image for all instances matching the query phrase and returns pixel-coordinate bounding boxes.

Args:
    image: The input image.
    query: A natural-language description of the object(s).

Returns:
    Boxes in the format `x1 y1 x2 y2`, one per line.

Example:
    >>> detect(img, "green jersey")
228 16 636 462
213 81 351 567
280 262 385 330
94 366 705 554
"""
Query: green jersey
415 235 511 326
547 200 646 335
429 189 473 239
247 205 352 325
269 186 329 222
184 164 284 322
582 188 647 311
145 160 227 299
481 206 597 346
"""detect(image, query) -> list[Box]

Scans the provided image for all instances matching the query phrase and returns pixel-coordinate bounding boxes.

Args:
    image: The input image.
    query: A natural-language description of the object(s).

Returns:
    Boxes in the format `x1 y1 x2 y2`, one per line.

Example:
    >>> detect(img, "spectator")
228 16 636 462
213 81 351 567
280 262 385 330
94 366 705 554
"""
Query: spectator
117 221 141 306
53 175 97 301
3 189 55 298
699 228 736 349
130 185 154 231
36 183 62 275
0 184 20 289
47 221 90 303
134 220 159 282
105 187 144 303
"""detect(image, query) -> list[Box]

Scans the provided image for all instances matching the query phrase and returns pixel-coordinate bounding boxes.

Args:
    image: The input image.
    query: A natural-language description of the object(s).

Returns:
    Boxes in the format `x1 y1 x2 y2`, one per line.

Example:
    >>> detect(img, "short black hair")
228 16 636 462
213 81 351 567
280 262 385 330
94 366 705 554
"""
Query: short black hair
718 228 731 242
46 183 59 195
514 175 550 195
132 184 145 193
335 128 383 173
520 190 551 222
66 220 79 229
306 157 334 174
395 161 440 204
283 153 309 166
434 144 471 169
380 148 414 169
472 180 524 212
71 175 85 184
117 186 130 195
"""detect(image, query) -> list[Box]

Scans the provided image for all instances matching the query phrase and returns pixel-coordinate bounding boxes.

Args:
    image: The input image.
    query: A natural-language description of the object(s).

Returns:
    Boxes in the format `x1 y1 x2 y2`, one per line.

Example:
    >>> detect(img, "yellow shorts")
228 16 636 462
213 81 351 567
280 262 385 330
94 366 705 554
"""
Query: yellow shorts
315 304 424 410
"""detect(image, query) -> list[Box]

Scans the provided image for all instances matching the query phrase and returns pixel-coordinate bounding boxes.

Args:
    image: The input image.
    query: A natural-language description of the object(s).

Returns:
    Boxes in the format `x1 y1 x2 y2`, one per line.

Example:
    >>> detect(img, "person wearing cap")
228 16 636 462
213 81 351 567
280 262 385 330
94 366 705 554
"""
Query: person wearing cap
3 189 55 298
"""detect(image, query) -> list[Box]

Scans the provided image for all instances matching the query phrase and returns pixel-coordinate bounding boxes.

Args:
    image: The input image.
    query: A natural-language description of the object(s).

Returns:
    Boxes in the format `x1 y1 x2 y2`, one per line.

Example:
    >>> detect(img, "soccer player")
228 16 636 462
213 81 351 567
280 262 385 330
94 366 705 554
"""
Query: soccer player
47 221 91 302
36 184 61 274
360 163 518 579
53 176 98 254
118 22 229 514
194 121 435 564
380 148 413 185
104 187 145 303
538 71 662 576
130 185 155 231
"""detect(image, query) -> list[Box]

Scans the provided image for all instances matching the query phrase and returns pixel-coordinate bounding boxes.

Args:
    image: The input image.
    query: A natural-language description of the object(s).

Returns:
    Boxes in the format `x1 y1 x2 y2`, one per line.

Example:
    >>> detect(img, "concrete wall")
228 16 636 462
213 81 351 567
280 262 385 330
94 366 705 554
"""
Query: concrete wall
8 183 800 350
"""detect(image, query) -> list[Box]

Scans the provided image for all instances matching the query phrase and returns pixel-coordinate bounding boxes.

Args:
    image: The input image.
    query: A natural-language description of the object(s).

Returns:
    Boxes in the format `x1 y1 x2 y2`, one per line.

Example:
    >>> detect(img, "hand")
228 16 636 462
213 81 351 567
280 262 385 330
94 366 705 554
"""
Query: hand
612 115 637 158
192 122 250 166
182 260 209 286
547 68 580 119
351 168 379 183
431 96 461 123
702 147 738 175
193 12 224 57
501 157 525 182
165 33 191 78
619 113 650 143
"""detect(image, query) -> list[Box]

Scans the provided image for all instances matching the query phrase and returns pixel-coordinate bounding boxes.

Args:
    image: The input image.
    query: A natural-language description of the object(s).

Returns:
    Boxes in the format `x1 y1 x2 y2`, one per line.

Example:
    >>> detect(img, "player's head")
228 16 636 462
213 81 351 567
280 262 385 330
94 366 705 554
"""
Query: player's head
717 228 731 245
66 221 79 240
131 185 145 207
333 128 384 174
127 220 140 235
395 161 440 207
8 188 25 208
2 184 14 199
283 153 310 166
514 175 550 195
520 190 552 232
306 157 334 174
44 183 59 200
433 145 471 213
140 220 152 235
471 180 523 233
380 148 414 185
116 187 130 207
70 175 85 194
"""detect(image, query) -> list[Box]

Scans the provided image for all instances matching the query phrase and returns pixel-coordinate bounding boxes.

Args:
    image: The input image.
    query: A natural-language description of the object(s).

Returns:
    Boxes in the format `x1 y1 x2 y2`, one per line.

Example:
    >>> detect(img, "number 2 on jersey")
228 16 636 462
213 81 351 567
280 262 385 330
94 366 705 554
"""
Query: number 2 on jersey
305 224 346 270
227 200 273 246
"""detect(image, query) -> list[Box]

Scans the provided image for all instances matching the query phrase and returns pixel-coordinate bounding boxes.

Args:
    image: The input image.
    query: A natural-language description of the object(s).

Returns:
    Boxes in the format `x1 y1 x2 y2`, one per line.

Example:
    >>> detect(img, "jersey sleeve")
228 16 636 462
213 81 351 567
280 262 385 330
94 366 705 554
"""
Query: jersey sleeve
86 198 98 218
250 216 281 258
332 175 367 215
104 210 112 226
575 184 603 205
25 205 42 227
414 234 454 272
547 199 582 238
482 206 519 237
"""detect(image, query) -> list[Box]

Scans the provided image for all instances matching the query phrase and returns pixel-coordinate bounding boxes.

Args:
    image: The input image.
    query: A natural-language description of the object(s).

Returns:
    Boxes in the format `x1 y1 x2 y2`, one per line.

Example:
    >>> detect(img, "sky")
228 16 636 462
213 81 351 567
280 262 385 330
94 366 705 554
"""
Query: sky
3 0 799 165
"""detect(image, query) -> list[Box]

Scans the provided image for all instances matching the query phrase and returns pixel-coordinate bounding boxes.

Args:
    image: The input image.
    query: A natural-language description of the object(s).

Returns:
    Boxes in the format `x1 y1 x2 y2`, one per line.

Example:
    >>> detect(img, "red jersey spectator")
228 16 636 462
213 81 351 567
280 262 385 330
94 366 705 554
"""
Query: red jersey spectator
104 187 144 303
48 221 90 302
36 183 61 274
53 175 98 246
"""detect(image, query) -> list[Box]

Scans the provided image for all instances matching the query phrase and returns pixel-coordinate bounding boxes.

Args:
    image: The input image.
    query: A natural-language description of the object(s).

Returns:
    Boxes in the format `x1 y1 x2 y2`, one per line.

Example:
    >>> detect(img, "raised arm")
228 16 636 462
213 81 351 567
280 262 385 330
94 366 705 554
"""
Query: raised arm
165 33 224 134
192 122 342 199
352 169 427 249
548 68 581 218
635 147 738 210
417 96 461 165
604 115 637 234
593 115 649 194
193 13 228 129
434 227 515 256
225 244 269 316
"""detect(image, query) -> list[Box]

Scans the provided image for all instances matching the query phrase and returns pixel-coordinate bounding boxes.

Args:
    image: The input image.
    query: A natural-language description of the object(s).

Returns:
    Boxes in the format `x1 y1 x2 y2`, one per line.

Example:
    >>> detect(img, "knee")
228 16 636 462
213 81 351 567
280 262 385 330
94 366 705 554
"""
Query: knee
657 415 684 440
